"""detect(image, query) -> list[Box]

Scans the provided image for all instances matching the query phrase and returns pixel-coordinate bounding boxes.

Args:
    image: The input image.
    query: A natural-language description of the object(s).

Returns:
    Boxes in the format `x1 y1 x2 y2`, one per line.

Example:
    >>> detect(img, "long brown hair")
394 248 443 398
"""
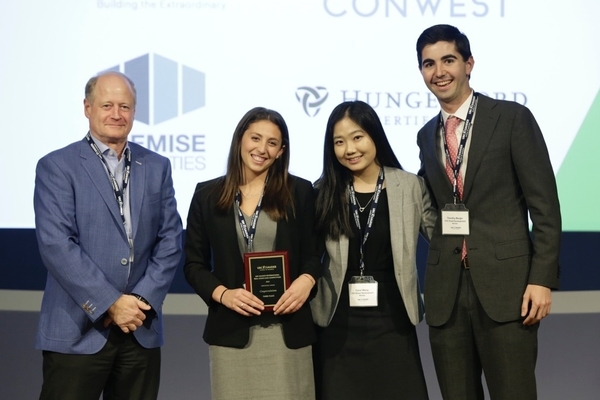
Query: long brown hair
216 107 294 220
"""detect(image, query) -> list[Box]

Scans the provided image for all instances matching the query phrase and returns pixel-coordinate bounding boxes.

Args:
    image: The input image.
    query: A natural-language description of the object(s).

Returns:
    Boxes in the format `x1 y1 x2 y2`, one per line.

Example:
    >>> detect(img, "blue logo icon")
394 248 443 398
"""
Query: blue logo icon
296 86 329 117
105 53 206 125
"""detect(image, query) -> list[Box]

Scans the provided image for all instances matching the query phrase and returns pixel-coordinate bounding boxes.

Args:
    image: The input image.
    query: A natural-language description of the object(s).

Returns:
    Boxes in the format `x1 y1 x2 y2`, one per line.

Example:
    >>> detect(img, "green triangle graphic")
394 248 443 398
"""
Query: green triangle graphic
556 89 600 231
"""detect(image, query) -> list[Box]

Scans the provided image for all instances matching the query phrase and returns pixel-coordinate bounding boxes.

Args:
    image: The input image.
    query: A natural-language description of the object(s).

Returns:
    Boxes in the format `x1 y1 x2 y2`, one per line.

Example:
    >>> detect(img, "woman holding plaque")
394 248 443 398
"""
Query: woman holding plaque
311 101 436 399
184 107 321 399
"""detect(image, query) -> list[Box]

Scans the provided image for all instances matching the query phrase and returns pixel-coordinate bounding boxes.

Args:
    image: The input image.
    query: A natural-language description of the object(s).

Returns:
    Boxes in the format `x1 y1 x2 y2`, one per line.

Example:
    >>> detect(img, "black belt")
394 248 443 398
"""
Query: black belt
461 257 470 269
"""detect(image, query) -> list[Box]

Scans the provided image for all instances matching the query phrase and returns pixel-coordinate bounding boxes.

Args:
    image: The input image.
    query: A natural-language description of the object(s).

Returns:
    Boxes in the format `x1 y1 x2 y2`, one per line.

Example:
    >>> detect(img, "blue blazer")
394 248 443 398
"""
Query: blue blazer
34 136 183 354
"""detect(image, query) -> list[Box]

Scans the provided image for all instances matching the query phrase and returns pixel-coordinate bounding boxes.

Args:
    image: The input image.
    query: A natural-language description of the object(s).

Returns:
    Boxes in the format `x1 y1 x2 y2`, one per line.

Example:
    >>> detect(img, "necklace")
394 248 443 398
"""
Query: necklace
240 183 264 197
355 193 375 212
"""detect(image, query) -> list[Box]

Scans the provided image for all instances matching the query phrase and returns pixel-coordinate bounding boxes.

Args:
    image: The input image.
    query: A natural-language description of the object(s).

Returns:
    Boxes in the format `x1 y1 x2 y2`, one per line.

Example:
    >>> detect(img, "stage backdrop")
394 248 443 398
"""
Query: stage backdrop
1 0 599 295
1 0 599 232
2 5 599 399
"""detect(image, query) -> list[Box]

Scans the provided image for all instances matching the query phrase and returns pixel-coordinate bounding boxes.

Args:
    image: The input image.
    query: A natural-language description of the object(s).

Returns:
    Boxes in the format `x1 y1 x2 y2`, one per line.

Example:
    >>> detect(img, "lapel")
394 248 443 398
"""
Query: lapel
384 167 405 270
462 94 499 201
424 115 446 175
223 204 245 284
79 138 127 239
128 145 145 238
336 235 349 294
327 223 349 297
384 168 404 247
422 115 455 203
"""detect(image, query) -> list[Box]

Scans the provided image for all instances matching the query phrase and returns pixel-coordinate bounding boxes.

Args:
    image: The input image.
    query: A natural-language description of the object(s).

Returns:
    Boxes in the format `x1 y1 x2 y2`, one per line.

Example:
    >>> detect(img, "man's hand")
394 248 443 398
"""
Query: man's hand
521 284 552 326
104 294 151 333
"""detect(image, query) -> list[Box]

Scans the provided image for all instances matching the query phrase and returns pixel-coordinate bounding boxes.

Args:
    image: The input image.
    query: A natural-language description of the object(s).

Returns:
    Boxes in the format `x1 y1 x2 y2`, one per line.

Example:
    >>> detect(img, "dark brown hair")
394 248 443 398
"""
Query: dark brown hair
216 107 293 220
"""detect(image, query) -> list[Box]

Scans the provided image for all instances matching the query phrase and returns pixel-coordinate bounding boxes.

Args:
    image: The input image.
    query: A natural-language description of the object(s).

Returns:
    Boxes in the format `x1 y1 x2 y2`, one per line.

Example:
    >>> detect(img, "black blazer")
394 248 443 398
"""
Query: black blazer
417 94 561 326
184 175 321 349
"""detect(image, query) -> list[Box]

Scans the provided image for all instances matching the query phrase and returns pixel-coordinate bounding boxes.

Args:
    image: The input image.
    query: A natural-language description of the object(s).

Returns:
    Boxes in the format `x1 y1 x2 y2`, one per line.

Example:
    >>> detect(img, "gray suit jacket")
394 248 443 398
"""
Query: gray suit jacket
417 94 561 326
311 167 436 327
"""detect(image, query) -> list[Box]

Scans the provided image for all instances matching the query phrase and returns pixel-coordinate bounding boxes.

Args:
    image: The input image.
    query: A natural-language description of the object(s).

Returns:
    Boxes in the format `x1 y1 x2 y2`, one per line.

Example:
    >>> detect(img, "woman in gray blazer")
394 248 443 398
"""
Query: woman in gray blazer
311 101 436 399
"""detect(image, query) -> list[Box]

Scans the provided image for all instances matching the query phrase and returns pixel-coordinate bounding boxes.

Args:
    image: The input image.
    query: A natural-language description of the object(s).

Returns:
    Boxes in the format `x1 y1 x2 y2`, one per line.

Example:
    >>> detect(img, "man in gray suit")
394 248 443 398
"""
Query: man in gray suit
415 25 561 399
34 71 183 399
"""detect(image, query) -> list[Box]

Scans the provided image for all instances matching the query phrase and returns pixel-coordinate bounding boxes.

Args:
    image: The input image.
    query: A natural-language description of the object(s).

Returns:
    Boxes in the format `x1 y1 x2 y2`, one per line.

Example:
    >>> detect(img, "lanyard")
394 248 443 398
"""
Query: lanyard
235 178 268 253
348 168 384 276
440 93 478 203
85 133 131 226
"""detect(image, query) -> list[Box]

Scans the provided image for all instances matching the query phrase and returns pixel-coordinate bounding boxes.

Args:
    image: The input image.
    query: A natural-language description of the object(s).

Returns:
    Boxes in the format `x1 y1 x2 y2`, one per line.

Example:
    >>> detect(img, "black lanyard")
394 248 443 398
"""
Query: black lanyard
440 93 478 203
235 178 268 253
85 133 131 226
349 168 384 276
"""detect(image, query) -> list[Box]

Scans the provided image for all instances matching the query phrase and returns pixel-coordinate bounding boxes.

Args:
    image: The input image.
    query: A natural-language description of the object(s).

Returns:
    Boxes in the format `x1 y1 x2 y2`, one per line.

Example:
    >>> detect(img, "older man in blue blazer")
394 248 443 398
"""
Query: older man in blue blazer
33 71 183 400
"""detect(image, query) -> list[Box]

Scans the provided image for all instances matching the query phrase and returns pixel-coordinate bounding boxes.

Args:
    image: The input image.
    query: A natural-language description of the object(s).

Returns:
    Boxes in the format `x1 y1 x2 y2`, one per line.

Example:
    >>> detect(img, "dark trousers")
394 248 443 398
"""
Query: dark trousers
40 327 161 400
429 268 539 400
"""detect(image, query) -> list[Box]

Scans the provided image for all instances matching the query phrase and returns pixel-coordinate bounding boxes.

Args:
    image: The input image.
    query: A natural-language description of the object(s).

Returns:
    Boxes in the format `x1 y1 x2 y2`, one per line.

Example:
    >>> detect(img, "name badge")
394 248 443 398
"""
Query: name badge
442 203 470 235
348 275 378 307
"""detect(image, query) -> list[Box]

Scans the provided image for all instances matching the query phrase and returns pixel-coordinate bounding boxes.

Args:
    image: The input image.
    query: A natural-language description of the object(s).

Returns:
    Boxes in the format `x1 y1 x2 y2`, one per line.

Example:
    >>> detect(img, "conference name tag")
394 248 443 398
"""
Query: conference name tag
442 203 470 235
348 275 378 307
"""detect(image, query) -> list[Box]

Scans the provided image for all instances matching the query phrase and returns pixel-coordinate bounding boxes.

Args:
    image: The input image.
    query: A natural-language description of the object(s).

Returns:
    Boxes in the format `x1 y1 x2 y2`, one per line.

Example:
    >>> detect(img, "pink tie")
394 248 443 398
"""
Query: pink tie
444 116 467 260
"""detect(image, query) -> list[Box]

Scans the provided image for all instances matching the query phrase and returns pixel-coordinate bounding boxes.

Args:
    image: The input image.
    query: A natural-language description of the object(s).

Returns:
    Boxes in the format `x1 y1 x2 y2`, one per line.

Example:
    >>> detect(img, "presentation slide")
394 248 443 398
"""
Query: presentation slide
1 0 598 231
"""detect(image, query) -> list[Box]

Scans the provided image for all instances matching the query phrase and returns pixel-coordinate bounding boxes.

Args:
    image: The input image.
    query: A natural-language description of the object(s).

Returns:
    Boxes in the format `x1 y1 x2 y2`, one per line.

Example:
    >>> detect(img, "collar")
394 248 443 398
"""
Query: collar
88 132 129 158
441 90 474 123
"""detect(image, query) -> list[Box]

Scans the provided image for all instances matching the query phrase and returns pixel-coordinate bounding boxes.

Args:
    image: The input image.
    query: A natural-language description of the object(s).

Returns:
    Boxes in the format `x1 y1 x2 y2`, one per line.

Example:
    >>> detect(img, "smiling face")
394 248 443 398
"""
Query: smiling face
419 40 474 113
84 73 135 151
240 120 285 181
333 117 379 179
